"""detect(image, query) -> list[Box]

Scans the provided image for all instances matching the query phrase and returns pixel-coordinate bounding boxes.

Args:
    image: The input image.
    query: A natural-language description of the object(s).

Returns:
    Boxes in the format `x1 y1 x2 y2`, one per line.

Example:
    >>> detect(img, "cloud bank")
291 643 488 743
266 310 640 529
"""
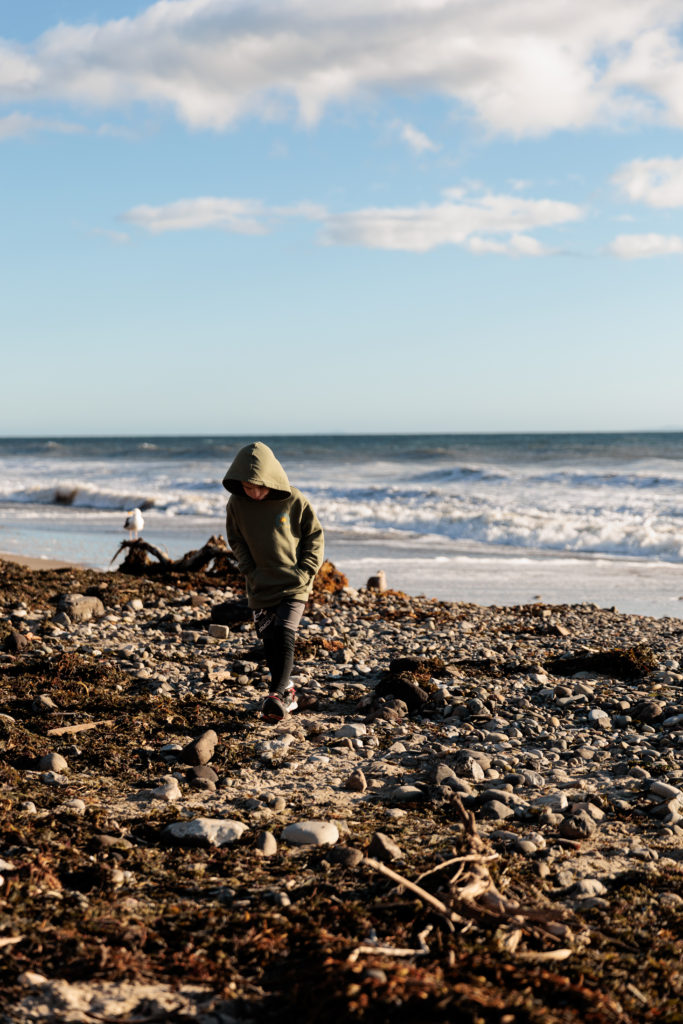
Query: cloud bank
1 0 683 135
122 188 582 254
609 232 683 258
0 111 84 140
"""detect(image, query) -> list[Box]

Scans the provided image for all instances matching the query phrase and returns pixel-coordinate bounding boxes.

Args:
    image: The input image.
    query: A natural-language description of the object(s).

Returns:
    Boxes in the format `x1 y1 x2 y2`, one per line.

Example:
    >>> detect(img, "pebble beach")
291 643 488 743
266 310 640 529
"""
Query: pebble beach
0 549 682 1022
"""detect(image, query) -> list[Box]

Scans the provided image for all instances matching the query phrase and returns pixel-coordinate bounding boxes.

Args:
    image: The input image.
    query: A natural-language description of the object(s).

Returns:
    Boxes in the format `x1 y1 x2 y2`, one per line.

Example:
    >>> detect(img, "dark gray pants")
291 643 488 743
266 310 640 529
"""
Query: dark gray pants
253 600 305 695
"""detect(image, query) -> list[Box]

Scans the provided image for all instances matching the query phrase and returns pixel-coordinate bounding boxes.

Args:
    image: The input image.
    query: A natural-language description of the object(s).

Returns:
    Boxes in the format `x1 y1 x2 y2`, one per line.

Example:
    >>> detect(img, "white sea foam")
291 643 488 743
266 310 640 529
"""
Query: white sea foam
1 441 683 567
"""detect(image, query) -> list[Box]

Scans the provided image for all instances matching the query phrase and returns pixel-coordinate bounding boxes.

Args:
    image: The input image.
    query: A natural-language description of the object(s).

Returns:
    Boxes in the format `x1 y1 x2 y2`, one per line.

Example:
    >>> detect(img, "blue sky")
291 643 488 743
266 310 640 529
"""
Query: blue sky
3 0 683 435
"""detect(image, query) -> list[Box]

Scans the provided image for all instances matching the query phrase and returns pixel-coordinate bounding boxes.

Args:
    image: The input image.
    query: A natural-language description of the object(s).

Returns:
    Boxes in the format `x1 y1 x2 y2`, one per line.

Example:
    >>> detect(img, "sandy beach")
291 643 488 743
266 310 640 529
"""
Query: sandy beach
0 552 82 571
1 546 682 1021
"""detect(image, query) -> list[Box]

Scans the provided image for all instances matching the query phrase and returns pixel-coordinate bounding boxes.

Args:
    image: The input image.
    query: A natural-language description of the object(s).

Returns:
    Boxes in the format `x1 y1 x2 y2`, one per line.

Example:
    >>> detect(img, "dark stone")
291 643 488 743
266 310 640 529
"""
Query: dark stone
480 800 515 820
4 628 29 653
187 764 219 783
329 846 363 868
434 763 456 785
631 700 665 722
179 729 218 766
368 832 403 862
190 778 216 792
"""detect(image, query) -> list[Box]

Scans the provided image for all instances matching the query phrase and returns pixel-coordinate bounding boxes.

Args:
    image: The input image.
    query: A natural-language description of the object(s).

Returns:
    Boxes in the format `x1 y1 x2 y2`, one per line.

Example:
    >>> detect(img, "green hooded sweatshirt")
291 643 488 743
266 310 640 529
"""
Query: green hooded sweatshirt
223 442 324 609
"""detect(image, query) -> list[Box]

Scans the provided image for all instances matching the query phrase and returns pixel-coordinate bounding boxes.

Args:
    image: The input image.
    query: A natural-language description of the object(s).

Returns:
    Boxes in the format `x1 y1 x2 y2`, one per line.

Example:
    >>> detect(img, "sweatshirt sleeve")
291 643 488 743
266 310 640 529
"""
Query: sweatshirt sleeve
226 501 256 576
297 500 325 579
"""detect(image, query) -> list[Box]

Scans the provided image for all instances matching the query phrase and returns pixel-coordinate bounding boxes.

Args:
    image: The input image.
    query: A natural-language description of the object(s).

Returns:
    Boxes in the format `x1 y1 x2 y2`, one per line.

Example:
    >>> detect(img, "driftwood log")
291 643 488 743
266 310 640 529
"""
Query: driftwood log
111 535 240 578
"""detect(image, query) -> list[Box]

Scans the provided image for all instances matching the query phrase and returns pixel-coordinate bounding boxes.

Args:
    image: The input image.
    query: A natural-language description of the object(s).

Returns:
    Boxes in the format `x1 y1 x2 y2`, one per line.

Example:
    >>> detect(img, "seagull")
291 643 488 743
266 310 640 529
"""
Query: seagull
123 508 144 540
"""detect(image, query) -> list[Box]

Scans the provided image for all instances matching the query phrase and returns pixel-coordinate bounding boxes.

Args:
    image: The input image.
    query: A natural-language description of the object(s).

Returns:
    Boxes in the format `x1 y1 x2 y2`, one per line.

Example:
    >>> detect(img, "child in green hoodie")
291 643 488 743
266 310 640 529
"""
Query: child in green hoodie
223 442 324 720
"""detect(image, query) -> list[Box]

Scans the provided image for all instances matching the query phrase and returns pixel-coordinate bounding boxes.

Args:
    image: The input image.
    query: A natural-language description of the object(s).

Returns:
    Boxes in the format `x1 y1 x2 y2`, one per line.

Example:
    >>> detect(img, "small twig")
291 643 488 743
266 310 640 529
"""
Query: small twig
626 983 649 1005
347 943 430 963
449 863 466 886
0 936 23 949
515 949 572 963
47 719 115 737
415 852 499 884
347 925 433 964
364 857 449 916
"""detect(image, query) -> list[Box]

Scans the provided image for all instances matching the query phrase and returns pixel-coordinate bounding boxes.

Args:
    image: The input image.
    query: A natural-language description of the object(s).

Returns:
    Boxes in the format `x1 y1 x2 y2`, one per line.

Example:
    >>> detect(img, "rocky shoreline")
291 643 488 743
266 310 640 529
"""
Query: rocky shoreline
1 551 682 1022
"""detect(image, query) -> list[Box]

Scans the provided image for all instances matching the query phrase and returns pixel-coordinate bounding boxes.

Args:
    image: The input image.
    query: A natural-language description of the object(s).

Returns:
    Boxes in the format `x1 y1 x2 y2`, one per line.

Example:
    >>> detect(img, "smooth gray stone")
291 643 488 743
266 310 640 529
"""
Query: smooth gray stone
442 775 475 797
571 877 607 897
481 800 515 820
39 772 68 787
387 785 425 803
255 830 278 857
38 753 68 773
650 781 682 801
346 769 367 792
334 723 367 739
187 764 219 783
163 818 248 846
281 820 339 846
263 794 287 812
434 763 456 784
129 777 181 803
514 839 539 855
533 793 568 811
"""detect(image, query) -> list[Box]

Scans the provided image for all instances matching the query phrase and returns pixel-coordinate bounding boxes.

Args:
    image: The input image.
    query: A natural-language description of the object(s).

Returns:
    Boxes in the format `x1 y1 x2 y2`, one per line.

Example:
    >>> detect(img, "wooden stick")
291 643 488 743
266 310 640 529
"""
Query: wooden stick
415 852 499 884
515 949 572 963
364 857 449 916
347 925 433 964
47 719 114 737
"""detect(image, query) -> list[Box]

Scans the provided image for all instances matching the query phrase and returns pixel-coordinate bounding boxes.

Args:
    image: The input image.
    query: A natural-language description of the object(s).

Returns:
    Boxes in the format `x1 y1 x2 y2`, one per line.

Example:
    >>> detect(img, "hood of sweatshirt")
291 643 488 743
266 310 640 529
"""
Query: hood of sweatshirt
222 442 291 500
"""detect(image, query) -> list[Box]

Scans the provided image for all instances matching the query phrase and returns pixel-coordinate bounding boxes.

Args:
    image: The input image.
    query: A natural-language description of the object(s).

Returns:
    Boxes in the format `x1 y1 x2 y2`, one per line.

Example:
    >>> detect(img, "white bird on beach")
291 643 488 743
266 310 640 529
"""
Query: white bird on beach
123 508 144 539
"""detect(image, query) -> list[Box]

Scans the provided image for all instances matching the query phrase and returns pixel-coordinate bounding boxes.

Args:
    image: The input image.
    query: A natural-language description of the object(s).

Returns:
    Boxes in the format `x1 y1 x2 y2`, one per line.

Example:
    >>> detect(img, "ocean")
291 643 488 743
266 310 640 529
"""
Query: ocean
1 433 683 618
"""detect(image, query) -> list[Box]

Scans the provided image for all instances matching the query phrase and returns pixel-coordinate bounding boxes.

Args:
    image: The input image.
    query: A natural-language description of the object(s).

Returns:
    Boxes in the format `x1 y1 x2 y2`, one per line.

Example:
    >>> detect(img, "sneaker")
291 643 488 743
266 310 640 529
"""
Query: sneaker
261 687 298 721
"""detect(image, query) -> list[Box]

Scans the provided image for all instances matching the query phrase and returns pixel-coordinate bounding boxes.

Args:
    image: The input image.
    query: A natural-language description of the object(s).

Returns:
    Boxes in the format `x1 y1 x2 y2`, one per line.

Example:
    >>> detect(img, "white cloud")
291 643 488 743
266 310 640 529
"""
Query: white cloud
0 111 84 139
320 192 583 253
609 232 683 258
397 121 439 154
1 1 683 135
122 196 325 234
92 228 130 244
122 187 581 254
612 156 683 207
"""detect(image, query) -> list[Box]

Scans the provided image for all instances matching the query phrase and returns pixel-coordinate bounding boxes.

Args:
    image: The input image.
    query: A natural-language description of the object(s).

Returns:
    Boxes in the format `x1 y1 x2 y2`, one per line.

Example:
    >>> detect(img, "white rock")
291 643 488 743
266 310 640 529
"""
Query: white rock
163 818 248 846
532 793 568 811
62 799 87 814
208 623 230 639
334 723 367 739
18 971 49 988
388 785 424 803
129 777 181 803
281 820 339 846
38 752 68 773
